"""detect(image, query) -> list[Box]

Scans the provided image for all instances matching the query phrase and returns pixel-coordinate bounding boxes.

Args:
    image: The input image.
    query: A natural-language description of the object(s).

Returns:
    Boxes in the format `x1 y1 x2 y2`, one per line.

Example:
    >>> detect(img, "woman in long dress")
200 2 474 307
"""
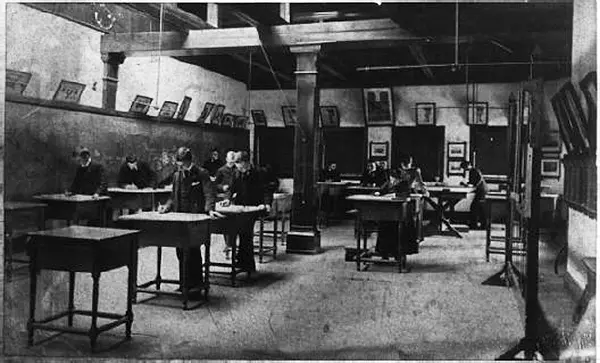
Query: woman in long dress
375 154 428 269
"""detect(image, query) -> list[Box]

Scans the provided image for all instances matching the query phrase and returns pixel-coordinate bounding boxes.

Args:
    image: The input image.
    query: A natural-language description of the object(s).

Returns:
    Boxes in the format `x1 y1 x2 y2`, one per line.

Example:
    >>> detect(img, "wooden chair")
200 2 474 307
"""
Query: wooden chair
253 193 292 263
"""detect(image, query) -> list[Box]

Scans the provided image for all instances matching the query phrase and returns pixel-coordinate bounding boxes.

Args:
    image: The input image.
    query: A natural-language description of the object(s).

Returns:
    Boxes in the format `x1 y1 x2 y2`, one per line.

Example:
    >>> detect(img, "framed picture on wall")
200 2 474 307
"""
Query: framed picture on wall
281 105 297 127
541 158 560 178
53 80 86 103
447 142 467 159
251 110 267 127
369 141 389 159
158 101 179 118
447 159 465 176
198 102 215 123
363 88 393 125
221 113 235 127
175 96 192 120
129 95 153 114
209 104 226 125
579 71 596 150
415 102 436 125
234 115 248 128
320 106 340 127
561 82 591 152
467 102 489 125
6 69 32 95
551 93 576 154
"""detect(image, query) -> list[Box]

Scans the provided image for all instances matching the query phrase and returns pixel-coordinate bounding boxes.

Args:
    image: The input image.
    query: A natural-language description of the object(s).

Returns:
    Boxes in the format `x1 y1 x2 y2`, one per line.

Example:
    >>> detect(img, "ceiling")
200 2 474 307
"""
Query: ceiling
172 2 573 90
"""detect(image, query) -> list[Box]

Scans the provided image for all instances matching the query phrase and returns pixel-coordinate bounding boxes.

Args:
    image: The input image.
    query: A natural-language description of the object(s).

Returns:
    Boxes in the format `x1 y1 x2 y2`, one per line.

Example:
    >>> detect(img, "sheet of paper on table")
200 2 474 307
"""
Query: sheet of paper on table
118 211 211 222
33 194 111 202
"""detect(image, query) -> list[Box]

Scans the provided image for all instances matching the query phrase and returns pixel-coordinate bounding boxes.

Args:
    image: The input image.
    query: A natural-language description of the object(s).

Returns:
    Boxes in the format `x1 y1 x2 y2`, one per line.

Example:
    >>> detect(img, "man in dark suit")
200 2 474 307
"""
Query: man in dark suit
68 147 107 197
215 150 237 259
228 151 272 274
117 154 156 189
461 160 489 229
202 147 225 179
158 147 222 290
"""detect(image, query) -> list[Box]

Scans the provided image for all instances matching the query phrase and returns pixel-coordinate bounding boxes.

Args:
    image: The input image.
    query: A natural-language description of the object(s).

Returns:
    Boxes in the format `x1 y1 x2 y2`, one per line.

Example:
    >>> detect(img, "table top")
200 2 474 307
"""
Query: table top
426 185 475 193
216 205 267 215
273 192 291 200
108 187 172 194
317 181 349 186
5 201 48 211
347 193 419 203
118 211 212 222
347 185 380 190
33 194 111 202
27 225 139 241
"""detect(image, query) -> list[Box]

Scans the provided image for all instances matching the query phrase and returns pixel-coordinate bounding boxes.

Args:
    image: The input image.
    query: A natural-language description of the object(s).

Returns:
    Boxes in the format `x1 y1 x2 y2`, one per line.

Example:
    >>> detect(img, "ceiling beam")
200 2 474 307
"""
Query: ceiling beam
101 18 421 57
123 3 211 32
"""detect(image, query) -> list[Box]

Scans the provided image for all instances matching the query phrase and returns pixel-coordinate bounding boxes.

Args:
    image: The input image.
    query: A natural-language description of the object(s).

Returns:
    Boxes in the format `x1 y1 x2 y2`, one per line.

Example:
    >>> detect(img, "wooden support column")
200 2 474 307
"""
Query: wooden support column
101 52 126 110
286 45 322 254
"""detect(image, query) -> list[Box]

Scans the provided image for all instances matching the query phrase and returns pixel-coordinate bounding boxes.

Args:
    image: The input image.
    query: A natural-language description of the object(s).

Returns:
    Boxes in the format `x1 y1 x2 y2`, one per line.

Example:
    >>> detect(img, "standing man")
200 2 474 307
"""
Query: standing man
158 147 222 290
460 160 489 229
215 150 237 259
228 151 272 274
202 147 225 180
117 154 156 189
68 147 107 197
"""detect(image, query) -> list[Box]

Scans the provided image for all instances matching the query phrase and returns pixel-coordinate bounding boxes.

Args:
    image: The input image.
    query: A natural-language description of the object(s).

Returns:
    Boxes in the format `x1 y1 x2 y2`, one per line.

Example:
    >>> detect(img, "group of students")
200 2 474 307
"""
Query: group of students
321 154 489 266
67 146 278 295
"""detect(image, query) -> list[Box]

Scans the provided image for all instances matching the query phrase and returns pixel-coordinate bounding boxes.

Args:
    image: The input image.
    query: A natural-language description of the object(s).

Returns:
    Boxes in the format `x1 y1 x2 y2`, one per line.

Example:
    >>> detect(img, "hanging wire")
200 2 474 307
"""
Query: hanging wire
154 3 164 110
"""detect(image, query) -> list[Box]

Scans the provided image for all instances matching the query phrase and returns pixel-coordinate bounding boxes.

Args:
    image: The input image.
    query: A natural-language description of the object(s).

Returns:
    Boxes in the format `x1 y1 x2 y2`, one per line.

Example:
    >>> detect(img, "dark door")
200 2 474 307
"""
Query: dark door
470 126 509 176
322 127 366 176
256 127 295 178
392 126 445 181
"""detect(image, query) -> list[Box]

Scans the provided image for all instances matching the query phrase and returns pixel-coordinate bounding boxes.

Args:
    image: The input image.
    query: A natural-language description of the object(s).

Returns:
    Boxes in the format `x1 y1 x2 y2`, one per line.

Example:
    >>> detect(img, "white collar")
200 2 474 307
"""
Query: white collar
81 159 92 168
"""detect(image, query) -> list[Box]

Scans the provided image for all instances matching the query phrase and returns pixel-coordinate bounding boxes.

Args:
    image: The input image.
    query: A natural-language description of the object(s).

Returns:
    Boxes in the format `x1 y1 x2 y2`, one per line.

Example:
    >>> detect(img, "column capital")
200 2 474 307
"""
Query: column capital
289 44 322 54
101 52 126 65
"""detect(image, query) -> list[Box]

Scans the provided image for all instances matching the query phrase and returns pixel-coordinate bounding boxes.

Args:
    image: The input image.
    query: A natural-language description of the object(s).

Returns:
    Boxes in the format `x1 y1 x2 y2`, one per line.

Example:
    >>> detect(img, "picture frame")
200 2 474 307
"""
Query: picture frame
561 82 591 152
281 105 297 127
541 158 560 178
579 71 596 150
158 101 179 119
221 113 235 127
447 159 465 177
369 141 389 159
251 109 267 127
234 115 248 128
363 88 394 125
175 96 192 120
415 102 436 125
198 102 216 123
320 106 340 127
129 95 153 115
447 142 467 159
6 69 32 95
467 102 489 125
53 80 86 103
209 104 226 125
551 93 576 154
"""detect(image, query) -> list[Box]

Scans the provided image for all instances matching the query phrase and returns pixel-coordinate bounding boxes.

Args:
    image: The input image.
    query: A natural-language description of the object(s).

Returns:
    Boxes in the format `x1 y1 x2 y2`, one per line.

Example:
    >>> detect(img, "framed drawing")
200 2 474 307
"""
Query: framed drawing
209 104 226 125
6 69 32 95
369 142 389 159
198 102 215 123
129 95 153 115
551 93 575 154
467 102 489 125
320 106 340 127
53 80 86 103
234 115 248 128
251 110 267 127
447 160 465 177
363 88 394 125
281 106 297 127
561 82 591 152
447 142 467 159
541 158 560 178
579 71 596 150
158 101 178 118
221 113 235 127
415 102 436 125
175 96 192 120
